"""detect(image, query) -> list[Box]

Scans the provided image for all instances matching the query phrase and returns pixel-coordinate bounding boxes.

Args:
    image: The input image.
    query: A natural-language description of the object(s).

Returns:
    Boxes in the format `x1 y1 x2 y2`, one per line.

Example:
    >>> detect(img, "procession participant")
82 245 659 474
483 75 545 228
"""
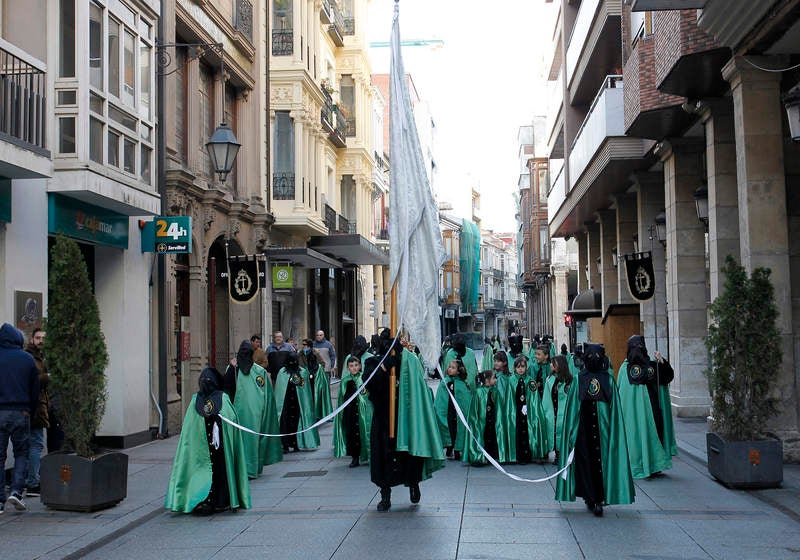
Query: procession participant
231 340 283 479
166 367 250 514
530 344 552 398
481 338 495 372
542 354 573 464
617 335 676 478
567 343 585 377
366 329 444 512
492 351 516 463
301 339 333 422
441 333 478 388
274 352 320 451
463 370 503 466
509 355 549 464
434 358 472 460
333 356 373 467
344 335 374 375
556 343 634 517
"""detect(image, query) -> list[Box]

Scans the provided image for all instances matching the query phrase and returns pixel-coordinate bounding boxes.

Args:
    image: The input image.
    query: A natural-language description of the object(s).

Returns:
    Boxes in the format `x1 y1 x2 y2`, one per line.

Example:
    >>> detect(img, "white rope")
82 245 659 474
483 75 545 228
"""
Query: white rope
441 373 574 483
742 56 800 74
220 329 402 437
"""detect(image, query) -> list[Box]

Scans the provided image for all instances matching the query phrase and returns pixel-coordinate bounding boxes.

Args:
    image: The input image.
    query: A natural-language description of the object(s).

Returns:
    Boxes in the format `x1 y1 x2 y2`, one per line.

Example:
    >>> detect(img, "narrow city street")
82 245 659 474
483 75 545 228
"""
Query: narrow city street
4 381 799 560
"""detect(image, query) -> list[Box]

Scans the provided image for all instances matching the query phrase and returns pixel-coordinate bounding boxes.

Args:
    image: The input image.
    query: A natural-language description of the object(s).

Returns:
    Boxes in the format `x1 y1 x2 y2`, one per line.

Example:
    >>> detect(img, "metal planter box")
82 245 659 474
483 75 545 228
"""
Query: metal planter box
706 432 783 489
40 451 128 512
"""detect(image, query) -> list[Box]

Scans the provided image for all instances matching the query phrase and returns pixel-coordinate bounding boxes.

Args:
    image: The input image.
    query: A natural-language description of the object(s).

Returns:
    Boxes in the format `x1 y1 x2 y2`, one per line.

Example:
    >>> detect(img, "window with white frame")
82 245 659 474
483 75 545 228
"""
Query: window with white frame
63 0 155 185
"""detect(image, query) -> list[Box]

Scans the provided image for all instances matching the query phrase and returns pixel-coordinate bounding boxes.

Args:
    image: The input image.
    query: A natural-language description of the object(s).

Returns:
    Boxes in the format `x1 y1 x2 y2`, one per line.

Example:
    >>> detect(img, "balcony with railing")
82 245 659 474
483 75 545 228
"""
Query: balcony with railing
327 3 344 47
320 90 346 148
0 42 48 159
320 0 333 24
564 0 622 104
234 0 253 44
273 173 295 200
342 16 355 36
272 29 293 56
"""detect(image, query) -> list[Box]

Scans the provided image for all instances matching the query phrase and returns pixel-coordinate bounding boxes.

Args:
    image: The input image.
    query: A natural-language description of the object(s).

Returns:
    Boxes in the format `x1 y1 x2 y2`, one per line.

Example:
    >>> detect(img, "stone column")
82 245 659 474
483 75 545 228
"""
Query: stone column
632 172 668 356
553 268 570 348
597 209 618 311
585 222 601 292
700 99 740 301
574 231 587 294
661 140 710 417
723 56 799 450
291 112 304 208
614 194 638 304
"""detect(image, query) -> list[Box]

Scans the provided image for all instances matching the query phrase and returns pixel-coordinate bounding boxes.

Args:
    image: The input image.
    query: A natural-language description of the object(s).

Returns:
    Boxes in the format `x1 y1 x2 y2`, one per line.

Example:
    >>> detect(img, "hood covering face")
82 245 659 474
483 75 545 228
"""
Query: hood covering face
195 367 224 417
508 334 523 355
285 351 300 372
376 328 400 356
584 343 608 373
351 335 368 358
237 340 254 375
626 335 650 367
451 333 466 358
0 322 24 349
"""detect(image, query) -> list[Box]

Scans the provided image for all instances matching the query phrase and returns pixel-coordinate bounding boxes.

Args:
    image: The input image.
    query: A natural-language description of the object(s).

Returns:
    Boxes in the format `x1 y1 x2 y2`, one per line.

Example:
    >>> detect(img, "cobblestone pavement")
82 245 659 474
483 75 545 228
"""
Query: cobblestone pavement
3 386 800 560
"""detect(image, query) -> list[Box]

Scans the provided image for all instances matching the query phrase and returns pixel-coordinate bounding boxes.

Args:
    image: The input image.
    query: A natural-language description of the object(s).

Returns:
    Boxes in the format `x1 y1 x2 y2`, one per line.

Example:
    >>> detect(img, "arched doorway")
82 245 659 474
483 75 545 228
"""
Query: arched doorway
207 237 244 372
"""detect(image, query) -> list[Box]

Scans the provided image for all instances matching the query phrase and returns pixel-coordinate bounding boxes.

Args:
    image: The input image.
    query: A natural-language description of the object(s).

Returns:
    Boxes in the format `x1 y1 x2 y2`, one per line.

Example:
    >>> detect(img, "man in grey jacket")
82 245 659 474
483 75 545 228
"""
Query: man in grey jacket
313 330 337 378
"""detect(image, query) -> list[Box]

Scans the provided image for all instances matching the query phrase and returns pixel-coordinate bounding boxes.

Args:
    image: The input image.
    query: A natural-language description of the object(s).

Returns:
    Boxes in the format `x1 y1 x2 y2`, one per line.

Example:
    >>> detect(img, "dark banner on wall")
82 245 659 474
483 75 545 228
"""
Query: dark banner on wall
228 256 260 304
624 251 656 301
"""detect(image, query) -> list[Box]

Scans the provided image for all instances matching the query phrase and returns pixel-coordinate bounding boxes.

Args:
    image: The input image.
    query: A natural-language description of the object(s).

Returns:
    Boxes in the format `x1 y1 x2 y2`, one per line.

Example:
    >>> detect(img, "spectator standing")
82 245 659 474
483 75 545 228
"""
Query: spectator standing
24 328 49 496
313 330 337 379
251 334 267 370
0 323 40 513
265 331 294 384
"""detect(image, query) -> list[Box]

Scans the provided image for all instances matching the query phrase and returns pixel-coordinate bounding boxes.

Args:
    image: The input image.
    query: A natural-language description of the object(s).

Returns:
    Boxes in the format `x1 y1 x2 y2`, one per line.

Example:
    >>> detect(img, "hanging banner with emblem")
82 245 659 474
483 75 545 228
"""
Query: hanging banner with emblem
228 256 260 304
624 251 656 301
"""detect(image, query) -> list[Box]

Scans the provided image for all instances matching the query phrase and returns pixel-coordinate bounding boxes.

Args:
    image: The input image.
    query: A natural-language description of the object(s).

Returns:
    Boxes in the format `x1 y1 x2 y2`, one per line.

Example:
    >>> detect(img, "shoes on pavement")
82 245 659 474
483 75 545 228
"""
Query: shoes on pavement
593 503 604 517
26 485 41 497
7 492 26 511
445 446 454 459
192 500 214 516
349 457 360 468
377 487 391 512
409 483 421 504
584 499 594 513
454 451 462 461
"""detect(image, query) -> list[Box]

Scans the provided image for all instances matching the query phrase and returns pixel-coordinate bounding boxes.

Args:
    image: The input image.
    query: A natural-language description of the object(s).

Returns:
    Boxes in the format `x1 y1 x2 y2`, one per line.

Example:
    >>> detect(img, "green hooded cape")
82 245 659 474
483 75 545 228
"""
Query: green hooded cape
274 366 320 449
462 385 505 465
312 364 333 421
442 347 479 388
233 363 283 479
396 349 446 480
433 375 473 452
542 374 571 453
332 371 373 462
494 370 516 462
165 394 251 512
555 373 634 505
616 360 674 478
505 371 550 460
481 345 495 372
344 351 374 374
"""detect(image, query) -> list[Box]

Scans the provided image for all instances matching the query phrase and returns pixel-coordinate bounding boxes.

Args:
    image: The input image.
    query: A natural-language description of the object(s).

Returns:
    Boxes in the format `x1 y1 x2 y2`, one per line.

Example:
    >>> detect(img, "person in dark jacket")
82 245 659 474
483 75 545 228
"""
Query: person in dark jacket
0 323 40 512
24 328 49 496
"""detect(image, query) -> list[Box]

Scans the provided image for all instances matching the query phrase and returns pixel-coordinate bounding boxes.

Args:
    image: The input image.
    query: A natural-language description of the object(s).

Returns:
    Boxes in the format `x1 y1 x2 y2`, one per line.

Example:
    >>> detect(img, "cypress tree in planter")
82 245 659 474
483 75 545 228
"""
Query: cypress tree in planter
705 256 782 488
40 235 128 511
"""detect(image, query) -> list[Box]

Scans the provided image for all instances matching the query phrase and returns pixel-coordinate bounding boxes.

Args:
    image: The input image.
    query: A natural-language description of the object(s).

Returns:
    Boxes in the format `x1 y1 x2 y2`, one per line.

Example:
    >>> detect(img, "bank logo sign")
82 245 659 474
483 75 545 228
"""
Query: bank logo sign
272 265 293 289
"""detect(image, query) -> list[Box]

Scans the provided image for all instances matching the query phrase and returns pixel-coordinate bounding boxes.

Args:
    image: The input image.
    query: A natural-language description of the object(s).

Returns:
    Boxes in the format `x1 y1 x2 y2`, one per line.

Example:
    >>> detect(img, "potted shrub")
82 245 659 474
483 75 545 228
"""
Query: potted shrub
705 256 783 488
40 235 128 511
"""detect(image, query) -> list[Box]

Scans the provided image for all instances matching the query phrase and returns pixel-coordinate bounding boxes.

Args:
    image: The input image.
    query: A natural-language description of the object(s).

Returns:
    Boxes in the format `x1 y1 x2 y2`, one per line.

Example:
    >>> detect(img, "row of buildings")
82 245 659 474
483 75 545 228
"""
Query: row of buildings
522 0 800 458
0 0 429 441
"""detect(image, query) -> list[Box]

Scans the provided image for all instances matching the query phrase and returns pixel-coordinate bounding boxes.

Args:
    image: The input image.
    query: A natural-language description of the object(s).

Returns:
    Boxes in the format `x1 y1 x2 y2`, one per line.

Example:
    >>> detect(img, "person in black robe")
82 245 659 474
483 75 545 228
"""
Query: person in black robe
279 353 303 452
366 330 423 511
193 367 231 514
625 335 674 446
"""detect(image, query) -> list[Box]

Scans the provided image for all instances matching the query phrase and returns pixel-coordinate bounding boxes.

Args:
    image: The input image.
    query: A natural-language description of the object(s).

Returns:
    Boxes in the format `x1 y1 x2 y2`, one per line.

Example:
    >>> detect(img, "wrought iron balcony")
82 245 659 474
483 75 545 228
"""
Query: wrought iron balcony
323 101 346 148
492 268 503 279
272 29 293 56
327 3 344 47
272 173 295 200
343 16 355 36
0 45 47 153
320 0 333 24
344 117 356 138
336 215 353 234
324 203 336 231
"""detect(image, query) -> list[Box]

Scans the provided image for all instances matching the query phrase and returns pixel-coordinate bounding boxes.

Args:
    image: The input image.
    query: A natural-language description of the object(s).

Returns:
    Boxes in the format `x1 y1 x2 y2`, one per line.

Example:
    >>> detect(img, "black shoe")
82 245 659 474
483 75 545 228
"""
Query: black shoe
409 483 421 504
282 445 290 453
445 446 454 459
377 488 391 512
7 492 26 511
26 485 40 497
584 499 594 513
349 457 360 468
193 501 214 516
593 503 604 517
454 451 462 461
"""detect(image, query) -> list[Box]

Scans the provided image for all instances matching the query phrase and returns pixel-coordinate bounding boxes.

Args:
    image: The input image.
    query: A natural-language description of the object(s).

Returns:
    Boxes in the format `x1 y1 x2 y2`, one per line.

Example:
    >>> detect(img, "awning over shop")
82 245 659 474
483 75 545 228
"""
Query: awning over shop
308 234 389 266
566 289 602 319
265 247 342 269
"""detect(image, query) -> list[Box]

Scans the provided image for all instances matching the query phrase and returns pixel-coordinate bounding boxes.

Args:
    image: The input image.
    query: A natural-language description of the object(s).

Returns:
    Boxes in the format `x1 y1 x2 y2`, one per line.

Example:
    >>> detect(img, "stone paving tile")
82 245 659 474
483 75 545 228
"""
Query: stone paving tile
331 526 460 560
83 545 220 560
456 541 584 560
228 515 359 547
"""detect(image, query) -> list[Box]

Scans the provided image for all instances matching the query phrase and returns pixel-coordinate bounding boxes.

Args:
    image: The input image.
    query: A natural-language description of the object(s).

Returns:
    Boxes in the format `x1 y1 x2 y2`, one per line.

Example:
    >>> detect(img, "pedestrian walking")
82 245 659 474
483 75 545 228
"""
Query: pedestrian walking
165 367 250 514
556 343 634 517
616 335 677 478
274 352 319 451
0 322 39 513
313 330 337 379
24 328 49 496
333 356 373 467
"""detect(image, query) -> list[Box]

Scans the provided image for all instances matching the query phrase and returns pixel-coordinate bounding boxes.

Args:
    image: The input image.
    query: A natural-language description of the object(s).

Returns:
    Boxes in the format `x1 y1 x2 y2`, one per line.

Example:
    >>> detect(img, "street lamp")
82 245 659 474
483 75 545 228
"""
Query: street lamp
632 233 639 254
611 246 618 268
654 211 667 248
206 124 241 183
694 185 709 226
595 256 602 275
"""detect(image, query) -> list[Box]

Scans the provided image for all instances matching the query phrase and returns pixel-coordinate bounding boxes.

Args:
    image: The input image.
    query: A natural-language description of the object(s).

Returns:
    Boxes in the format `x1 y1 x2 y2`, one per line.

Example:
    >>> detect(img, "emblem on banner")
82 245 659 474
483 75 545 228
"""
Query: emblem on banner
624 251 656 301
227 257 261 304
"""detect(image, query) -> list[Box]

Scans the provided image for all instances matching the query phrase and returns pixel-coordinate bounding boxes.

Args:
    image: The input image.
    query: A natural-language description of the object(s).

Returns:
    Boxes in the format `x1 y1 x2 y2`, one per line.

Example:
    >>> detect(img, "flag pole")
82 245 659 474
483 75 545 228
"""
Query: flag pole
389 281 398 439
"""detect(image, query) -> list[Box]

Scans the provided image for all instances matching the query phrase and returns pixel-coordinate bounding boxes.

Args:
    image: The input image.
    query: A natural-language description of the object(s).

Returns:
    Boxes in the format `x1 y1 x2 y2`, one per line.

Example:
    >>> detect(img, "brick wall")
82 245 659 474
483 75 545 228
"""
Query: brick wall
654 10 721 88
